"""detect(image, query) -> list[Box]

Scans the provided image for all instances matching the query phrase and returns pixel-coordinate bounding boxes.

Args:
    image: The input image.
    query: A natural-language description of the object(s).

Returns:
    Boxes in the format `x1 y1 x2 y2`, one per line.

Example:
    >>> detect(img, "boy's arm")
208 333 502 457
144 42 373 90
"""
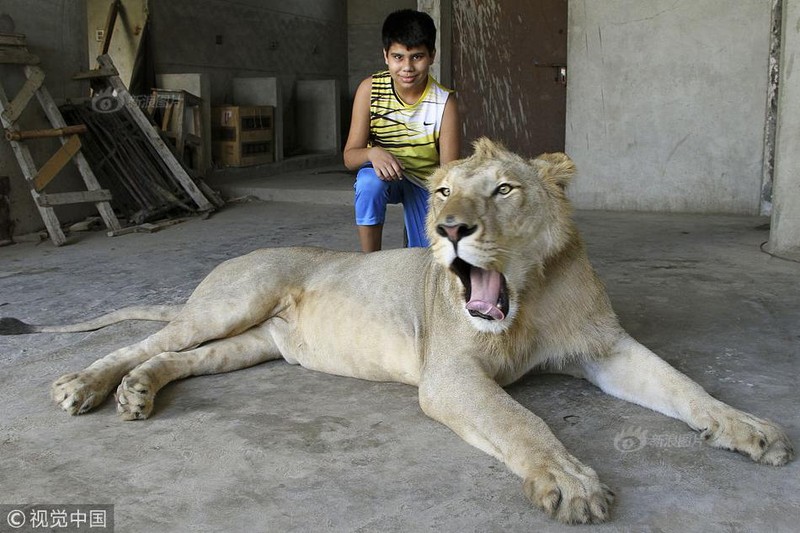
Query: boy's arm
343 77 404 180
438 95 460 164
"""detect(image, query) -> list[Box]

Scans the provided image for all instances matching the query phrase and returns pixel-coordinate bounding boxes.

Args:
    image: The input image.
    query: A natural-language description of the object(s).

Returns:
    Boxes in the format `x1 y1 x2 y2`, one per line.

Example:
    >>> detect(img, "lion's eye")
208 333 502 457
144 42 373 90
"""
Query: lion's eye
437 187 451 197
495 184 514 196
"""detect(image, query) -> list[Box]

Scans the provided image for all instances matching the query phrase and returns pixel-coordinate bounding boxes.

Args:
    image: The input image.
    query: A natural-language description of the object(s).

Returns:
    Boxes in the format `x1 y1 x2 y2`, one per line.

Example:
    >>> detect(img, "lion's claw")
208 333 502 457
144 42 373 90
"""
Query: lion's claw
523 459 613 524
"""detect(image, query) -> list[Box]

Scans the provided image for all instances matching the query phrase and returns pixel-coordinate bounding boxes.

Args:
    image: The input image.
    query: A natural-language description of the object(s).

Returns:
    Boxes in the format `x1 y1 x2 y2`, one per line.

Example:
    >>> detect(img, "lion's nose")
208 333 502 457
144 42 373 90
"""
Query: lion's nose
436 222 477 243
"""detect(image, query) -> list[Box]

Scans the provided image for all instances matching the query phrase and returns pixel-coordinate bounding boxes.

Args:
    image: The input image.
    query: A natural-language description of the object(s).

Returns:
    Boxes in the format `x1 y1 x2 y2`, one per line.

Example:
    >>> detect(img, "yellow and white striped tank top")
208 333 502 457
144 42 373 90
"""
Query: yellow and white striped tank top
369 70 452 183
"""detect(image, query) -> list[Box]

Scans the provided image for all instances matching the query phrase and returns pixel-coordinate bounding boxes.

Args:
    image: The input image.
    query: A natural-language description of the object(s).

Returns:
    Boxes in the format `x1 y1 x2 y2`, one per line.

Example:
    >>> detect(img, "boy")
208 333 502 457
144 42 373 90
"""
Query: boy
343 9 460 252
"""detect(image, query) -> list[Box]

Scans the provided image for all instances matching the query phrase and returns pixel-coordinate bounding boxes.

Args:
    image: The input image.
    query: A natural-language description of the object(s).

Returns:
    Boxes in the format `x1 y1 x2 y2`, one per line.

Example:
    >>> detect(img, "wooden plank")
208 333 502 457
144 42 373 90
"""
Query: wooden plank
0 81 66 246
196 178 225 208
72 67 118 81
37 190 113 207
145 90 157 117
192 104 208 173
1 66 44 123
107 216 194 237
0 33 27 47
33 134 82 191
96 54 213 211
101 0 121 56
174 95 186 158
161 101 174 131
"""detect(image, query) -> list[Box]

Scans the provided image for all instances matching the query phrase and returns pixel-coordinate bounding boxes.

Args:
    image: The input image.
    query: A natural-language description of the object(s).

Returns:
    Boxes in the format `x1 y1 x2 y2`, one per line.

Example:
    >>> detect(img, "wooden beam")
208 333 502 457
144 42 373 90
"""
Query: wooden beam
33 134 82 192
101 0 121 56
0 66 44 123
107 217 193 237
0 33 27 47
73 67 118 81
37 189 113 207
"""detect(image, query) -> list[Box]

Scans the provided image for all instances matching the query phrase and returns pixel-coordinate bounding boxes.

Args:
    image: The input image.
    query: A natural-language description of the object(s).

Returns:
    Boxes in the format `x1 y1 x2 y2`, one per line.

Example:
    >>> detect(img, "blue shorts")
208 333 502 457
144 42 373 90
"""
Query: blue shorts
353 165 430 248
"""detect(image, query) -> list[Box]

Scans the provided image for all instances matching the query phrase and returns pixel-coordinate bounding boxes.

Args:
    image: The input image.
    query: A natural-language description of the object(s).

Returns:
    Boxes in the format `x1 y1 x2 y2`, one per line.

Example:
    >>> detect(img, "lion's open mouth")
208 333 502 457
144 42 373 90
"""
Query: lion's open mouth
451 258 509 321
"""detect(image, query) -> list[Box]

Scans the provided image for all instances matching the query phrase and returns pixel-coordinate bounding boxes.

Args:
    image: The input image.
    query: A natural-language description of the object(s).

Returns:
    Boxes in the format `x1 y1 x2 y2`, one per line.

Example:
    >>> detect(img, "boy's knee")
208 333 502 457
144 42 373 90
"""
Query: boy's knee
355 167 387 198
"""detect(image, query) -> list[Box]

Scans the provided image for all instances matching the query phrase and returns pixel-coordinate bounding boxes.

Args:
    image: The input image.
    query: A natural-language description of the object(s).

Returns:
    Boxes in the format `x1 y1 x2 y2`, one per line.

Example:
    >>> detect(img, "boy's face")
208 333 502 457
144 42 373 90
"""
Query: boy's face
383 43 435 93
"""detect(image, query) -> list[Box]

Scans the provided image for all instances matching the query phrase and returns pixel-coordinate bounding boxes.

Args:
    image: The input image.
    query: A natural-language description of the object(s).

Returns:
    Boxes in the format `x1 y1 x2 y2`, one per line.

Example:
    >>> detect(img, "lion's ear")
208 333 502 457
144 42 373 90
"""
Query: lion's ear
472 137 507 159
533 152 575 190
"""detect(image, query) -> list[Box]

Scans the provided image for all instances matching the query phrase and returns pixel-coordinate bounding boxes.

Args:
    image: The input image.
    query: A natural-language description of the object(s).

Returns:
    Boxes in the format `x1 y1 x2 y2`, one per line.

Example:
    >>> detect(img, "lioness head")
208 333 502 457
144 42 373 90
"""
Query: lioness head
426 138 576 333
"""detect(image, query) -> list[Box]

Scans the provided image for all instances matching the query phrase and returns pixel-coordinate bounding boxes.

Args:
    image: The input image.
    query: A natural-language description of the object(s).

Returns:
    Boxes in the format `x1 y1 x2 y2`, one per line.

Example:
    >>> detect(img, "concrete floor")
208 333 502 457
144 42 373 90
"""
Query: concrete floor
1 167 799 532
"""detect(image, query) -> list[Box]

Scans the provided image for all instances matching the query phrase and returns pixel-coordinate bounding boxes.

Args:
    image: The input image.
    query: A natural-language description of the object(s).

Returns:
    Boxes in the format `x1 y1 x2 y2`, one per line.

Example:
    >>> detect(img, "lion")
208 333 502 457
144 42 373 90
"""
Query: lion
1 138 792 524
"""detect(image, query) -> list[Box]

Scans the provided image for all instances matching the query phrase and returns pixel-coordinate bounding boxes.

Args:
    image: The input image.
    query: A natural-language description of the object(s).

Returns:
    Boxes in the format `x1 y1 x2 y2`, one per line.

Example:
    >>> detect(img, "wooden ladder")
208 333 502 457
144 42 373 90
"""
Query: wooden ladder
0 32 121 246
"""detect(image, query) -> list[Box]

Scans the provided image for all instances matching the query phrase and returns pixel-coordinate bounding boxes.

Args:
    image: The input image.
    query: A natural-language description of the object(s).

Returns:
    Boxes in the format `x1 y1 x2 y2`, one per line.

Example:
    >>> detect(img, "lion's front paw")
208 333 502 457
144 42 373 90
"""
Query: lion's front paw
700 408 793 466
51 371 110 415
115 374 155 421
523 456 614 524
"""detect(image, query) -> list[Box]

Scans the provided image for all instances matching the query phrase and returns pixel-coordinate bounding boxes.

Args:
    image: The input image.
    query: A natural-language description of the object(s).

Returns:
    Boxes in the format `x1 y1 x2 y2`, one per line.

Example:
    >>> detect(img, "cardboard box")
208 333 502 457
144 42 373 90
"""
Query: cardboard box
212 105 274 166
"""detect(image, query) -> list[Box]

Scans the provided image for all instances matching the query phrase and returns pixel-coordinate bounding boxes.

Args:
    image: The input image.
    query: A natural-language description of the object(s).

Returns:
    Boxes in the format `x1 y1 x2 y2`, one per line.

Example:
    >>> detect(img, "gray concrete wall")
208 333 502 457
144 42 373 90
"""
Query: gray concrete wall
0 0 93 236
296 79 341 153
149 0 348 157
768 0 800 256
565 0 773 214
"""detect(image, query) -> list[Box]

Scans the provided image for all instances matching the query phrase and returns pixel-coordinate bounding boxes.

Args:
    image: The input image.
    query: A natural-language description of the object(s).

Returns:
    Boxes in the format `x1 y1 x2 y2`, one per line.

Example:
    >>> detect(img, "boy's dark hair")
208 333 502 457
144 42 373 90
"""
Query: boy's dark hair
382 9 436 53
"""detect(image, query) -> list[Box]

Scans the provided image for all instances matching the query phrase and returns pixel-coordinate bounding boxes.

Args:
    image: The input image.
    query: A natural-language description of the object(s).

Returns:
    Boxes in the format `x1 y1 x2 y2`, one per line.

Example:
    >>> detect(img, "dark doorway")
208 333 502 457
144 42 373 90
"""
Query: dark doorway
452 0 568 158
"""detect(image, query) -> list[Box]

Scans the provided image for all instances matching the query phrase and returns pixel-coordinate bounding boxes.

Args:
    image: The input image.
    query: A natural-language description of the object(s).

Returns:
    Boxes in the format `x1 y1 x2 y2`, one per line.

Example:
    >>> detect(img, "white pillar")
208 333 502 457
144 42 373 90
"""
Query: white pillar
768 0 800 258
418 0 452 87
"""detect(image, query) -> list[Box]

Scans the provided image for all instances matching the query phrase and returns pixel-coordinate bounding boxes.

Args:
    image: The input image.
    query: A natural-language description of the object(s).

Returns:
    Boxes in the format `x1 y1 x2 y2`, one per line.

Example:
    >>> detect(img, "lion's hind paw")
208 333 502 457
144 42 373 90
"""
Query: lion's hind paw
759 434 794 466
51 372 108 415
115 374 155 421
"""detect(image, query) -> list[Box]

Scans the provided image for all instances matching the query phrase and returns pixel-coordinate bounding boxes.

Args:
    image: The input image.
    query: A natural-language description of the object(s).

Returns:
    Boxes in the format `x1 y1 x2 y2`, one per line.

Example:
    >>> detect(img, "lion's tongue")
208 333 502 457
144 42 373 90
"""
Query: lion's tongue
466 267 505 320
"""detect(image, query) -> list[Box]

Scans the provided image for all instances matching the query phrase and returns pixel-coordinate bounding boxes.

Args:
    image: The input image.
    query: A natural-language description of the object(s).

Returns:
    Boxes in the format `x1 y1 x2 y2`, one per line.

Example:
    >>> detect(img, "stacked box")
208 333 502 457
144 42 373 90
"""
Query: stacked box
211 105 274 167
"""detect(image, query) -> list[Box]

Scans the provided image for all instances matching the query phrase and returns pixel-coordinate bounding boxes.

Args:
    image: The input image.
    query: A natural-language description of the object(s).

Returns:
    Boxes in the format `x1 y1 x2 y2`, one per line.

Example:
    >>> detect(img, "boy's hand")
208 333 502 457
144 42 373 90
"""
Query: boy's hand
368 147 405 181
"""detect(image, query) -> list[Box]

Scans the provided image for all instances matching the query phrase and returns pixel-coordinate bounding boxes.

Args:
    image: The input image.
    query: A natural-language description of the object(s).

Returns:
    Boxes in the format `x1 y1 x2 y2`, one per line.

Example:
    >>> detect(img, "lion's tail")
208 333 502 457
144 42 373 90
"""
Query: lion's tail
0 304 183 335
